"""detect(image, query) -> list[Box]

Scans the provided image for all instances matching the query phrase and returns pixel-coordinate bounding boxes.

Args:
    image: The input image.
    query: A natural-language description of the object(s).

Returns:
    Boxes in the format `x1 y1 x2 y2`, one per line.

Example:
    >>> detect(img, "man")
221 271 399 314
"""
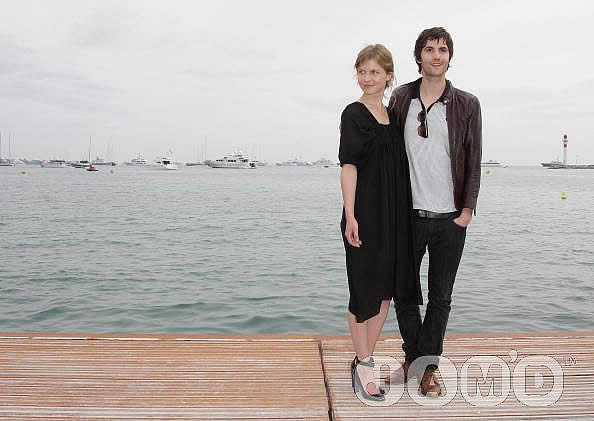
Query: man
387 27 482 397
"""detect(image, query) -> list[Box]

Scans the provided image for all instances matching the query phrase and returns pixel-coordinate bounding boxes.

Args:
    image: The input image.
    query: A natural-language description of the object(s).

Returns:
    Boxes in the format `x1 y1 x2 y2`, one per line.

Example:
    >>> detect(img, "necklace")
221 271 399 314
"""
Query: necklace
359 101 389 124
359 101 385 113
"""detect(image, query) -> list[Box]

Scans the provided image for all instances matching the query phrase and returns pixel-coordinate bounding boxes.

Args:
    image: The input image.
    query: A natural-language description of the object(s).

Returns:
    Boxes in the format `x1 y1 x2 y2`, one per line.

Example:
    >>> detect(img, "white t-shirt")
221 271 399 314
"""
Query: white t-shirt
404 98 457 213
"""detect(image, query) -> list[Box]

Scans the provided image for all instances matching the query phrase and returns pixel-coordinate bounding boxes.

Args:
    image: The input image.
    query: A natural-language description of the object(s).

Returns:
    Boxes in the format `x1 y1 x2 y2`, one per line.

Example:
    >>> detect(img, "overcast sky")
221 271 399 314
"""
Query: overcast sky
0 0 592 165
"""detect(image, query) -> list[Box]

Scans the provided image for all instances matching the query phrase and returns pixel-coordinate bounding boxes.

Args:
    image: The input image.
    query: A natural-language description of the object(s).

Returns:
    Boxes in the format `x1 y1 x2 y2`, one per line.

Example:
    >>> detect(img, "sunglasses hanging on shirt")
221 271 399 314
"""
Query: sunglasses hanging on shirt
417 109 428 138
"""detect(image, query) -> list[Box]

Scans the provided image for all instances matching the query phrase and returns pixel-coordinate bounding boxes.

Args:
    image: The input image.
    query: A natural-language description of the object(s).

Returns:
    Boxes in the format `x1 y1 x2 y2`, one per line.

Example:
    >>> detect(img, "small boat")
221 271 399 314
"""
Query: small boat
0 159 14 167
0 132 16 166
125 155 148 166
23 159 42 165
481 160 504 168
312 158 338 167
276 157 311 166
85 138 99 172
275 159 298 166
541 160 563 168
40 159 70 168
208 152 256 169
154 157 178 170
186 143 205 166
71 160 91 168
547 163 594 170
92 157 117 166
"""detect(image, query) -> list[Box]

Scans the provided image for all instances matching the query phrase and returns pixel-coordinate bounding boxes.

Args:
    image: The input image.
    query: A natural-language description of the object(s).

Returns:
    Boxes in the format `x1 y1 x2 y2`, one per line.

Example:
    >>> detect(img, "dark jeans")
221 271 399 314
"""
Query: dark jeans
395 213 467 369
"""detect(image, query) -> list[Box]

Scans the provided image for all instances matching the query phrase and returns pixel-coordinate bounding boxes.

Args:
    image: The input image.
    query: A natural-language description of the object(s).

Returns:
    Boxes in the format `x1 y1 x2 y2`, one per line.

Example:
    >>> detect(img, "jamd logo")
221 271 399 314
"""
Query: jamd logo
356 350 564 407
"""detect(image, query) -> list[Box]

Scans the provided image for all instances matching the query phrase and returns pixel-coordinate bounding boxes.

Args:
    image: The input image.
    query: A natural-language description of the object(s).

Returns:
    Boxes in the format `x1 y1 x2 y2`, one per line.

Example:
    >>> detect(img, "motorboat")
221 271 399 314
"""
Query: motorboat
125 155 148 166
541 160 563 168
0 159 14 167
70 160 91 168
92 157 116 166
40 160 70 168
23 159 42 165
153 157 178 170
276 158 312 166
481 160 505 168
276 159 298 166
86 164 99 172
208 152 256 169
313 158 338 167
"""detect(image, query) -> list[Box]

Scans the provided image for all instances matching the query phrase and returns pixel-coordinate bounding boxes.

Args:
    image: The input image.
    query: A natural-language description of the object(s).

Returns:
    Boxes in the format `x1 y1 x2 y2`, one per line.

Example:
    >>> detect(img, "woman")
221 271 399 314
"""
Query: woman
339 44 420 401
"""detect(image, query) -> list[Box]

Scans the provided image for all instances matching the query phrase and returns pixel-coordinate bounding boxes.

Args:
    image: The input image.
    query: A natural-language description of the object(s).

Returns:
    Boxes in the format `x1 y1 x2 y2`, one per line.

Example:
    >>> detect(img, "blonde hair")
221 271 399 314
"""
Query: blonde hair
355 44 395 89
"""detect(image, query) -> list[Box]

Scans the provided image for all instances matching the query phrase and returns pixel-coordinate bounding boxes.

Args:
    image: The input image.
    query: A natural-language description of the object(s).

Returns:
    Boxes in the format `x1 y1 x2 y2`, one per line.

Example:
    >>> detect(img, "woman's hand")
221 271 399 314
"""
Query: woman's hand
345 217 362 248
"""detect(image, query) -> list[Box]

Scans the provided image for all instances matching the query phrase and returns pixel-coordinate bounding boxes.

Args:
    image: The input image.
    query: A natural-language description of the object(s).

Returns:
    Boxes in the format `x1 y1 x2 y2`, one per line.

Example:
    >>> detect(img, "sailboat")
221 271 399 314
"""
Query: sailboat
186 137 206 166
0 132 15 167
86 137 99 172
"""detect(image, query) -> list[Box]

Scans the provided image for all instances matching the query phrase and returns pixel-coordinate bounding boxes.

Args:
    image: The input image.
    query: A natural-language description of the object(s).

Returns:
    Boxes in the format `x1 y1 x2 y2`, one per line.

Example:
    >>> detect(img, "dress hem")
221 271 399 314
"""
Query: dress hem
349 295 393 323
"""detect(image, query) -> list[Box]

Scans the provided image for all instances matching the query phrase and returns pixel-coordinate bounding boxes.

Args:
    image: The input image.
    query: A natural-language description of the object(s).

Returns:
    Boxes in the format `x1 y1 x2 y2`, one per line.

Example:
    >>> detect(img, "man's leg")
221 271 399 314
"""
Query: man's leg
417 217 467 367
395 217 428 364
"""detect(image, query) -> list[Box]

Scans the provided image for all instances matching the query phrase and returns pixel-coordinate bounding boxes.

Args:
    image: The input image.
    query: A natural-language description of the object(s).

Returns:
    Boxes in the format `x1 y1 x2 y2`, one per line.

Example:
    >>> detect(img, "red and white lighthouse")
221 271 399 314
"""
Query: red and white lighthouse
562 134 568 166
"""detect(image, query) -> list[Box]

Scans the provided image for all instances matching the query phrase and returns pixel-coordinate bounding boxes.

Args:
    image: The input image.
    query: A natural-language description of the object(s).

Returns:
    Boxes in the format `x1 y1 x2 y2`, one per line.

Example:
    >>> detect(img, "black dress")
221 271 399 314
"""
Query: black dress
339 102 422 323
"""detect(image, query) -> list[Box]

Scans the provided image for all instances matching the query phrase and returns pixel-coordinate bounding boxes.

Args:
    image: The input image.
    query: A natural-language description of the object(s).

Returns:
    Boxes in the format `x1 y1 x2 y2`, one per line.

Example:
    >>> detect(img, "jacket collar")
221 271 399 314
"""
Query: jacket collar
412 77 453 104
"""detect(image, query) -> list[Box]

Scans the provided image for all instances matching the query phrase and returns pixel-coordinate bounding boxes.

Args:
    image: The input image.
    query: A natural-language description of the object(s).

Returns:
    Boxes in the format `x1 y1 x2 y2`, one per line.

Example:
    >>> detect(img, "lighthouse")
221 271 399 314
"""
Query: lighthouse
562 134 568 166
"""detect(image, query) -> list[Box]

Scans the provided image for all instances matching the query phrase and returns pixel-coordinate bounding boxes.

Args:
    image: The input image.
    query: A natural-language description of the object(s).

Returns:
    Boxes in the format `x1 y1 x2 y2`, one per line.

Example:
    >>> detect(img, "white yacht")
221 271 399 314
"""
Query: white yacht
92 156 117 166
0 159 14 167
125 155 148 166
251 158 267 167
70 160 91 168
40 159 70 168
312 158 338 167
541 160 563 168
208 152 256 169
276 158 311 166
153 157 178 170
481 160 505 168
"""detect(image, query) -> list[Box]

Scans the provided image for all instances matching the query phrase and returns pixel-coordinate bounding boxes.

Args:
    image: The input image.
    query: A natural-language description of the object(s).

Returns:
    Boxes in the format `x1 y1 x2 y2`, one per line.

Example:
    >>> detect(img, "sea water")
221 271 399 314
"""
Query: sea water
0 166 592 334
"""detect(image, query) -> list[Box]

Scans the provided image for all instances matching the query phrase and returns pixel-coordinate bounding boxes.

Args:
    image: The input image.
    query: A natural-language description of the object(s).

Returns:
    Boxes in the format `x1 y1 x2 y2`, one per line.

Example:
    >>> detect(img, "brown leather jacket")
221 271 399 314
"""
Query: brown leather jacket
388 78 482 211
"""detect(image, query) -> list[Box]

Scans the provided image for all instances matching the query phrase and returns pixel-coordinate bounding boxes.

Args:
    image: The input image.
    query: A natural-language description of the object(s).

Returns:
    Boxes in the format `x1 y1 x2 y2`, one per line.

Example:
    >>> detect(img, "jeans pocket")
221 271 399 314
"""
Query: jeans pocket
450 218 467 230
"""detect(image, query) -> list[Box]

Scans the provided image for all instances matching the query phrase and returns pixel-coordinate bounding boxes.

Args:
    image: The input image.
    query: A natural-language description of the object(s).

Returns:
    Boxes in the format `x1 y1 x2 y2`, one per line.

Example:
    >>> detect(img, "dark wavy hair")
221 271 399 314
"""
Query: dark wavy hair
414 27 453 74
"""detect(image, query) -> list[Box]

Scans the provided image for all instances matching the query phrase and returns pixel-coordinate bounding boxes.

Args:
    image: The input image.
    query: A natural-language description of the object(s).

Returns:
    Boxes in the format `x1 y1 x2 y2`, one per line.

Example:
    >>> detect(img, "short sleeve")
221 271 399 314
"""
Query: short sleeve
338 105 371 167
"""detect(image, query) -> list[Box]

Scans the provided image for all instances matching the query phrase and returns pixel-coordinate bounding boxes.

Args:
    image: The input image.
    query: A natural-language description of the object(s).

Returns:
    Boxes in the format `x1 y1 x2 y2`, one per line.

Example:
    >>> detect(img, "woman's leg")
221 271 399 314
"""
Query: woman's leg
366 300 391 354
348 311 381 395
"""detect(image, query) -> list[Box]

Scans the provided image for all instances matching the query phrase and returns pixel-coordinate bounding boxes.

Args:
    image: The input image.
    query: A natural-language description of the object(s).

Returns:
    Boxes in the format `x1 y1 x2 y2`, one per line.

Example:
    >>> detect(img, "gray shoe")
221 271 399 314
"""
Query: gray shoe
353 357 385 401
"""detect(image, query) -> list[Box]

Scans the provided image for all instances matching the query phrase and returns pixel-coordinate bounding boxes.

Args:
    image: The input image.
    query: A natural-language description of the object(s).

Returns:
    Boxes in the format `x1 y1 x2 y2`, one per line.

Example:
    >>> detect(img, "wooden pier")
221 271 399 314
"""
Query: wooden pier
1 331 593 420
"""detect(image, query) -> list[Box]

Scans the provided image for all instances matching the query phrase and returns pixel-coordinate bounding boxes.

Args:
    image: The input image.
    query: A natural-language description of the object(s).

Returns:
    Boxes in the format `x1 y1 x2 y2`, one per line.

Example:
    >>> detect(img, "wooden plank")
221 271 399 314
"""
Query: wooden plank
321 332 594 420
0 333 329 420
2 331 594 420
